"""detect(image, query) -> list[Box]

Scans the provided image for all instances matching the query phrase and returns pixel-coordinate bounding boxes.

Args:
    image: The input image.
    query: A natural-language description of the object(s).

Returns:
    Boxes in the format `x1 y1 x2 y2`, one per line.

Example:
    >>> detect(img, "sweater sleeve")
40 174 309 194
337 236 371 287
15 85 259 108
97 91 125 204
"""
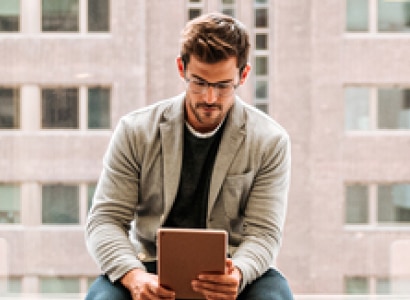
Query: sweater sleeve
231 133 291 292
85 117 146 282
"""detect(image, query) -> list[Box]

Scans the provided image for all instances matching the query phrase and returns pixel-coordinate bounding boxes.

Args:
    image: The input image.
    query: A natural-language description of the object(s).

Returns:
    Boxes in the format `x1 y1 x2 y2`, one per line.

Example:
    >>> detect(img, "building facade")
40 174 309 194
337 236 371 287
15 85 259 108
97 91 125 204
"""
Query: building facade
0 0 410 295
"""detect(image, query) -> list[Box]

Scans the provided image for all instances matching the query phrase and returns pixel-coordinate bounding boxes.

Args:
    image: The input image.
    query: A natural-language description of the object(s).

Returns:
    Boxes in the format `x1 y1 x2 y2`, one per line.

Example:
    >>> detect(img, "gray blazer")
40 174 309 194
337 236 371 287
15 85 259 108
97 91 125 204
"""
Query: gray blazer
85 93 291 292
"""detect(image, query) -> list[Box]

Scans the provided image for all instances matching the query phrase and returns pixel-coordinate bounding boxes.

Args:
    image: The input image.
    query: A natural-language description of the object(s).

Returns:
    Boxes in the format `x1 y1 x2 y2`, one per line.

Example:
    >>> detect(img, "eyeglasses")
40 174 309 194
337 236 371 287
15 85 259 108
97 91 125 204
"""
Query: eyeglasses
185 77 239 97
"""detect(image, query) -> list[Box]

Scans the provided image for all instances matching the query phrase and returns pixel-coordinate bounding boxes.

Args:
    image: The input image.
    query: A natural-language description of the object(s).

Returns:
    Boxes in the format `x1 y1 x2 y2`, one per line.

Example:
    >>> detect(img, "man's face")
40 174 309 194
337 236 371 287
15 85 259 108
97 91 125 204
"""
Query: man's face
177 55 250 133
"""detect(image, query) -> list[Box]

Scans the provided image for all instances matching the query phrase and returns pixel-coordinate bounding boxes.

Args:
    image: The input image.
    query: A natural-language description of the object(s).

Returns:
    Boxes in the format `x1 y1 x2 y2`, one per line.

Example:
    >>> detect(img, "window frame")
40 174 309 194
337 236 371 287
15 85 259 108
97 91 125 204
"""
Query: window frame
39 0 111 34
345 0 410 36
253 0 270 114
344 182 410 230
344 85 410 133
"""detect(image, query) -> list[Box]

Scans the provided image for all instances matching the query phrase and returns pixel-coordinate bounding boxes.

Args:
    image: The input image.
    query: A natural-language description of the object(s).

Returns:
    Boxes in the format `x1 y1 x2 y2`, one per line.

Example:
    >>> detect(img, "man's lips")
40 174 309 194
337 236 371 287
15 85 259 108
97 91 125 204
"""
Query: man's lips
197 104 221 111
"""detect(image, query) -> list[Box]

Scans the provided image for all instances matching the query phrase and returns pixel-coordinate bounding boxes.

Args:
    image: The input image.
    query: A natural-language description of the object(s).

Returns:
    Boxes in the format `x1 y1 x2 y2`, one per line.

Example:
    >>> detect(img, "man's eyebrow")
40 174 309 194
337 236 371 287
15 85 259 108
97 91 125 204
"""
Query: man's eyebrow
191 74 234 84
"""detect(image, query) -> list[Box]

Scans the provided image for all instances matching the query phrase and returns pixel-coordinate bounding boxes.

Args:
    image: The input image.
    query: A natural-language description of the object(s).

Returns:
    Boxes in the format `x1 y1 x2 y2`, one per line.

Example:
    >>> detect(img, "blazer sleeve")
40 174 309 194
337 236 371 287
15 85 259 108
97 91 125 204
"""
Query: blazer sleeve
232 132 291 292
85 117 145 282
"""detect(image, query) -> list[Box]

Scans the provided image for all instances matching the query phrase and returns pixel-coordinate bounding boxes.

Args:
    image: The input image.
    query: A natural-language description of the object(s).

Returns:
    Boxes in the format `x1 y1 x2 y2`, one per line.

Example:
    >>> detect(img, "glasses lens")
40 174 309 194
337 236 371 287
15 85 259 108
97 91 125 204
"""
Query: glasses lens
187 79 235 96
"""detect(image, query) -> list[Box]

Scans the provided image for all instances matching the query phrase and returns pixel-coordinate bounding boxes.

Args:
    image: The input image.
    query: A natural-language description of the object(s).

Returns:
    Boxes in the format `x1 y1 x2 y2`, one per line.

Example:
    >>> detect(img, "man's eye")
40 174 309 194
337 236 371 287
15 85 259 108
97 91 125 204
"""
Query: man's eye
193 81 207 87
216 83 231 90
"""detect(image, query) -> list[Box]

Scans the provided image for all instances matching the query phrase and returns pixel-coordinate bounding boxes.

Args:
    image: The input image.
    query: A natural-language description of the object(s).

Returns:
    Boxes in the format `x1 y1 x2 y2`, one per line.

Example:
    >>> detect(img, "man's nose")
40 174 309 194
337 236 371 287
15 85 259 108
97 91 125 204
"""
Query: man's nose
205 85 218 104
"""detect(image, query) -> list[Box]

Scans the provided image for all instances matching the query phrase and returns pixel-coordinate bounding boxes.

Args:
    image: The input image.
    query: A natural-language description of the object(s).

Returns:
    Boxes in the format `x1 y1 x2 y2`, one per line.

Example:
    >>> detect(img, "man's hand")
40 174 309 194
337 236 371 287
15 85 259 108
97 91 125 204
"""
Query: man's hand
120 268 175 300
191 259 242 300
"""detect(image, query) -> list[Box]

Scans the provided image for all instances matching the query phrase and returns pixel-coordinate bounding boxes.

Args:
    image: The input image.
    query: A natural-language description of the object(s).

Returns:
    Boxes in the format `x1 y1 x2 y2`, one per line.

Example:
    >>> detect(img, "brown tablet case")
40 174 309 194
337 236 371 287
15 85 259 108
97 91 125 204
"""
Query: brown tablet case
157 228 227 299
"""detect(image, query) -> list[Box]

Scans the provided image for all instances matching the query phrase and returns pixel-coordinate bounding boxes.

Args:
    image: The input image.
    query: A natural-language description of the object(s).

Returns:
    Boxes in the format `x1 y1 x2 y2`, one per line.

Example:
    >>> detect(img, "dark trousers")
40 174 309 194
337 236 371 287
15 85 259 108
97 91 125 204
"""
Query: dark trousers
86 262 294 300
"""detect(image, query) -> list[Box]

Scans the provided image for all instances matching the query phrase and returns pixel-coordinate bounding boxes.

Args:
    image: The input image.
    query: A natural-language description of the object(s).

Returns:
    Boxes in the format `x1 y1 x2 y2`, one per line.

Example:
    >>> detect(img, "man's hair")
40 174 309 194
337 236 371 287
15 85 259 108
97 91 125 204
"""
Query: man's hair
180 12 250 73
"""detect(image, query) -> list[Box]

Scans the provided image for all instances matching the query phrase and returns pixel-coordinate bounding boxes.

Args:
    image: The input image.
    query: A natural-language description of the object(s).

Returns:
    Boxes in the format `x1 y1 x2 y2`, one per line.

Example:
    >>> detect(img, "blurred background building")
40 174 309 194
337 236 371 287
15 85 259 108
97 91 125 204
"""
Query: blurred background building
0 0 410 296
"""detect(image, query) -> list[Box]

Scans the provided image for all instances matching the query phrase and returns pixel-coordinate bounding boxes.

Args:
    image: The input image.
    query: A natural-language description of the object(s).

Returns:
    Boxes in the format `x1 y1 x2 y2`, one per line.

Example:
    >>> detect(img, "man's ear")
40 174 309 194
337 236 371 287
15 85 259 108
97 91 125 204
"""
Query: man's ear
176 56 185 79
239 63 251 85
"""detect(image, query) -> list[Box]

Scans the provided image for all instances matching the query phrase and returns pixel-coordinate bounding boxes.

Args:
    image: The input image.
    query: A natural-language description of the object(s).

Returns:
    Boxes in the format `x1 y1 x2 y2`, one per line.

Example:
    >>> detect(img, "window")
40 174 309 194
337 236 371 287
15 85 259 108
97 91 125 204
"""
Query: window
41 88 79 129
346 276 410 295
187 0 203 20
0 184 20 224
345 183 410 226
345 86 410 131
382 278 410 294
255 56 268 76
378 0 410 33
40 277 80 293
42 184 79 224
0 87 20 129
345 276 369 294
345 87 370 130
255 8 268 28
378 88 410 130
346 0 410 33
42 0 79 32
253 0 270 114
346 0 369 32
0 277 22 293
345 184 369 224
0 0 20 32
220 0 236 17
378 184 410 223
88 0 110 32
88 87 110 129
255 33 268 50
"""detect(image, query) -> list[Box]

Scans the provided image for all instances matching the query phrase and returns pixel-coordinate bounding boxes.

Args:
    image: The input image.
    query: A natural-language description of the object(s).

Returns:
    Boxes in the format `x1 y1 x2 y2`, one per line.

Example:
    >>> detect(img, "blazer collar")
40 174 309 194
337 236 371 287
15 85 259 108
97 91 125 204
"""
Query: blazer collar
208 97 246 218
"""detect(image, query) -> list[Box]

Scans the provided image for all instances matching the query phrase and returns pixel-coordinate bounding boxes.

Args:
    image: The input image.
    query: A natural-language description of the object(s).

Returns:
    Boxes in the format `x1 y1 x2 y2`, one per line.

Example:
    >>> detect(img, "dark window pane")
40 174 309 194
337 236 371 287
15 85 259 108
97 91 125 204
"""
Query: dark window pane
255 8 268 28
42 0 79 32
255 33 268 50
345 184 369 224
255 56 268 75
378 88 410 130
378 0 410 32
255 0 267 3
42 88 78 129
42 184 79 224
0 184 20 224
88 87 110 129
88 0 109 32
255 103 268 114
0 87 20 129
378 184 410 223
222 8 235 17
346 0 369 32
189 8 201 20
0 0 19 32
255 80 268 99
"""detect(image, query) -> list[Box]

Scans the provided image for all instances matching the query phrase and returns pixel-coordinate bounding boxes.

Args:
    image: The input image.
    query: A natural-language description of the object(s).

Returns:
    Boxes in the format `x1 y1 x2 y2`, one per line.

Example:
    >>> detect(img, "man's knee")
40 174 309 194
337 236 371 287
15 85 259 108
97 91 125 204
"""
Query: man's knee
238 268 293 300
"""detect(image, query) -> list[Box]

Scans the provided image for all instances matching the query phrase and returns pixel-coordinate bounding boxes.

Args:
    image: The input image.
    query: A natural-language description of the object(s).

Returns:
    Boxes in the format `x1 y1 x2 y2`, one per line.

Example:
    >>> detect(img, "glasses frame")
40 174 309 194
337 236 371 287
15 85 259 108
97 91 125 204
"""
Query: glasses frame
185 77 240 97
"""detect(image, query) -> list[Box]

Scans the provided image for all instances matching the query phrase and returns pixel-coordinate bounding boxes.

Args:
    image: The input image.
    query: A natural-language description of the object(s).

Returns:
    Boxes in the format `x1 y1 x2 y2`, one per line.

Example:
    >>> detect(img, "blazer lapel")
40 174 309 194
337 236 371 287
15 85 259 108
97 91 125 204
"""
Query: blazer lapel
159 94 185 222
207 98 246 219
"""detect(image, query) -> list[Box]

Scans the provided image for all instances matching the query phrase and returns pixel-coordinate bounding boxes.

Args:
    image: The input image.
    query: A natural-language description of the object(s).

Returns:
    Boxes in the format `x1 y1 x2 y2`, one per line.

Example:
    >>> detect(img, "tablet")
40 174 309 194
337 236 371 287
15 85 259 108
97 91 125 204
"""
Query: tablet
157 228 227 299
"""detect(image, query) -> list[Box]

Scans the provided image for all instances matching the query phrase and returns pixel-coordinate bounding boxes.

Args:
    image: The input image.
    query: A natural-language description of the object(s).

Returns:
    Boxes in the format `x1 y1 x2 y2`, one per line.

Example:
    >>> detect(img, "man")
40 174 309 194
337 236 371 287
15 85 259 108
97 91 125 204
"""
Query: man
86 12 293 300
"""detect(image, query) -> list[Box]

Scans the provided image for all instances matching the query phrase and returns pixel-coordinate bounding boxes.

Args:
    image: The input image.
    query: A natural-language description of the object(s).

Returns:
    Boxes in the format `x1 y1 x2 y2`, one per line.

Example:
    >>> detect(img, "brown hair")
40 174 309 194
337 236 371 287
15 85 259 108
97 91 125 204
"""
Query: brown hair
180 12 250 73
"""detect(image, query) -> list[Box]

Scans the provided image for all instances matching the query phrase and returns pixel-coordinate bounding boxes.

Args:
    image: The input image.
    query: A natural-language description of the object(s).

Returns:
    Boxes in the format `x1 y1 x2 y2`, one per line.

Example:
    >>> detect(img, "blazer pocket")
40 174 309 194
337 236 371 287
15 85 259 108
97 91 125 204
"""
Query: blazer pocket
221 171 254 219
